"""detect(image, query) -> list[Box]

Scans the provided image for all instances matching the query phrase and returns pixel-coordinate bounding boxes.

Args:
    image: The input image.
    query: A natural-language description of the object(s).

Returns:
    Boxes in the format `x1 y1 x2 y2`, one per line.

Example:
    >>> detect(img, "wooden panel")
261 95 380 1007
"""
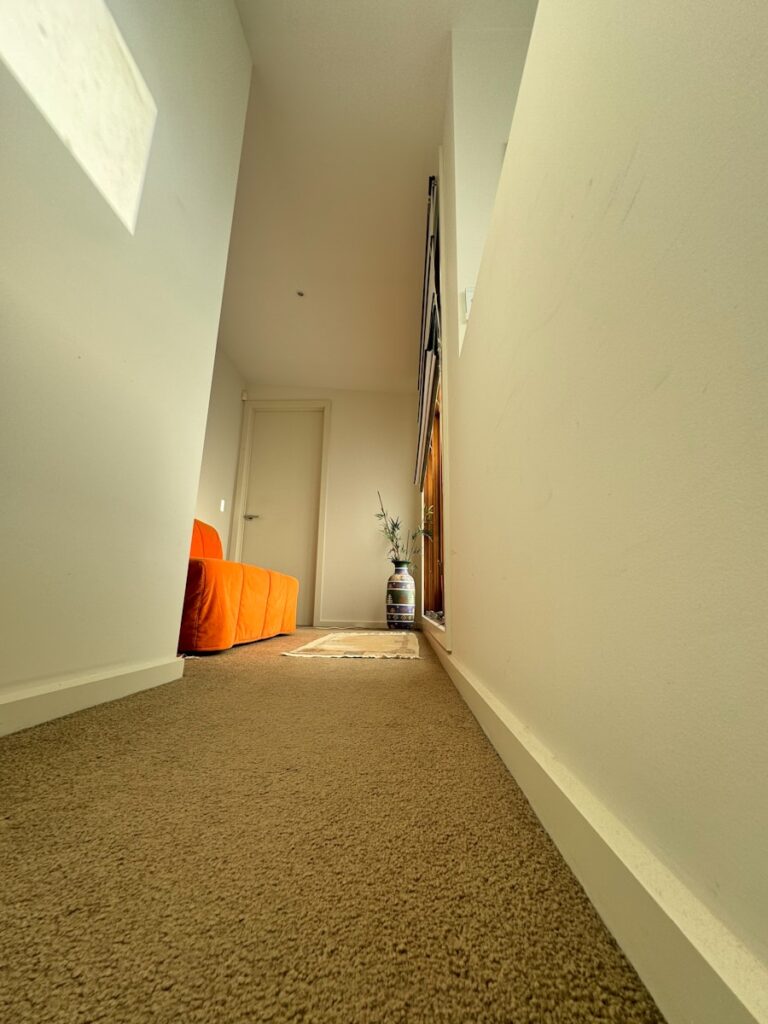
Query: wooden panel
423 395 444 615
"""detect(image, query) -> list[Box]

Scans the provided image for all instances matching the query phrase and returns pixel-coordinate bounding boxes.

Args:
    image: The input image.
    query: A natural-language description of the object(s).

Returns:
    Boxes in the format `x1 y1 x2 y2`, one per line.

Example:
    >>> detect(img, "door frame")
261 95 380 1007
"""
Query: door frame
230 399 332 628
421 143 452 652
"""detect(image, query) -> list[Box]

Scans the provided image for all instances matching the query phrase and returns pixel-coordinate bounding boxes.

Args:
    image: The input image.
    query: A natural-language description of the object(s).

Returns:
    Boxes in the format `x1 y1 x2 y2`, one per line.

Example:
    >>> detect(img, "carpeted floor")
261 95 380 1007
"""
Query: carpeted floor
1 630 665 1024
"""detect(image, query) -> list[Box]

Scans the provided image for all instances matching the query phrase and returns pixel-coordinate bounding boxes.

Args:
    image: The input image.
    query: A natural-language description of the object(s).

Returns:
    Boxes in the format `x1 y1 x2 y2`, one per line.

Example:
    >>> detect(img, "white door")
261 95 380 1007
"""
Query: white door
240 408 323 626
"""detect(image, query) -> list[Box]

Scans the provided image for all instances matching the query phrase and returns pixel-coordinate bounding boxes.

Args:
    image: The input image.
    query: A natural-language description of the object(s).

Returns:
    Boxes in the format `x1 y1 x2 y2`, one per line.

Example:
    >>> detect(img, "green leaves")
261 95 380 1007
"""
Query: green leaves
375 492 433 565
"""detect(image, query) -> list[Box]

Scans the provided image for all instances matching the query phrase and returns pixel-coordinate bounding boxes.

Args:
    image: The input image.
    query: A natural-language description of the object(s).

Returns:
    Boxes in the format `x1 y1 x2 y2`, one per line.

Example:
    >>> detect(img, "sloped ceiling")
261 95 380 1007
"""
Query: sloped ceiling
222 0 538 392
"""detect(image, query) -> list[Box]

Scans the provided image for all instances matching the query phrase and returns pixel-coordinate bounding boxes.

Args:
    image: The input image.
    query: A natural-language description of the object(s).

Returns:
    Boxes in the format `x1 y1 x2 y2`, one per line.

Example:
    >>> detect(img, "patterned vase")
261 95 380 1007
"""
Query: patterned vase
386 560 416 630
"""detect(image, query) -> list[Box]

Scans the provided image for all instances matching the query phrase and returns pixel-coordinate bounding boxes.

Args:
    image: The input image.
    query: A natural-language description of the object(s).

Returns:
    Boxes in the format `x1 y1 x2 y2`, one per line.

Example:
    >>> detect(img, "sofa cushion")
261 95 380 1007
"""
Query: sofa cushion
262 571 290 638
178 557 243 652
234 564 271 645
190 519 223 559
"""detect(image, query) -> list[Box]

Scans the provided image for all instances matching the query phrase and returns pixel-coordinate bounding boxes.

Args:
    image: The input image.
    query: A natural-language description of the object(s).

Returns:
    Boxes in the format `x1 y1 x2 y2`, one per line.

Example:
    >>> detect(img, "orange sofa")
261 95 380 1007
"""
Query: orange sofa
178 519 299 653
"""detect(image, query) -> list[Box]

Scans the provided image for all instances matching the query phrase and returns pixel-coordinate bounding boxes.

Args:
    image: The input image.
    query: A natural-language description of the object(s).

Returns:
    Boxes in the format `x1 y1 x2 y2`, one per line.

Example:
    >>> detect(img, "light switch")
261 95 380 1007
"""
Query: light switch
219 499 226 512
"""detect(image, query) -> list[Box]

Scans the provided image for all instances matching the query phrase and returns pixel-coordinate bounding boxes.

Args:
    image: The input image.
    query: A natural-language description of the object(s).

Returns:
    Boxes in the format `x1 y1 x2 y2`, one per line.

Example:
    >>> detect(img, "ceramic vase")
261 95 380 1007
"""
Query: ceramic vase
386 560 415 630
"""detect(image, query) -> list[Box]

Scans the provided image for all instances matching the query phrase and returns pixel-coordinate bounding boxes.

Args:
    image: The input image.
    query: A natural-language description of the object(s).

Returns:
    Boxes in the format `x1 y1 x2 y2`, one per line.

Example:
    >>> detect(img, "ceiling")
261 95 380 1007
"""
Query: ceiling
221 0 537 393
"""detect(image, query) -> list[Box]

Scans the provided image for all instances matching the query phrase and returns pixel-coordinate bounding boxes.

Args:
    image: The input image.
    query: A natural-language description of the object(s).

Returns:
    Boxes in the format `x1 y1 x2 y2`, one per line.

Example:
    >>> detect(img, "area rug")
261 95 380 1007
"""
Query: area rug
284 631 420 659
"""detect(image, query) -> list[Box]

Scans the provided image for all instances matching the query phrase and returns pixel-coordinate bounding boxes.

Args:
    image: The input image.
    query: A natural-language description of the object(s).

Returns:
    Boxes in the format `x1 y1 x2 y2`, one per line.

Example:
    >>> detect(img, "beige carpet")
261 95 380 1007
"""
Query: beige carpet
0 630 665 1024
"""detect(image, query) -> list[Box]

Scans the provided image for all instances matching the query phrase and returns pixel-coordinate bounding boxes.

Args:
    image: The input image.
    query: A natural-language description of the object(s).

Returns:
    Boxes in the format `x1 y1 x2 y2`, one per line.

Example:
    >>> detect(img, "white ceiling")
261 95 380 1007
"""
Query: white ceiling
221 0 537 393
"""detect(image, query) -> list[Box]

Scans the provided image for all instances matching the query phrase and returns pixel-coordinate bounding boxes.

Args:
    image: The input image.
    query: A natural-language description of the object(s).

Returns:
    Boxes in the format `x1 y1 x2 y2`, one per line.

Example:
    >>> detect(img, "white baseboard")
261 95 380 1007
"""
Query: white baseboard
425 635 768 1024
316 619 389 629
0 657 183 737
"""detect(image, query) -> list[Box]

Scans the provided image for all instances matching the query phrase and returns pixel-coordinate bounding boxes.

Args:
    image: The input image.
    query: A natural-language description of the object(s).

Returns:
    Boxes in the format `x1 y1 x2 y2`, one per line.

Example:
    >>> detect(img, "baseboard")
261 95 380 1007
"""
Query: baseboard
0 657 184 737
425 635 768 1024
316 619 389 629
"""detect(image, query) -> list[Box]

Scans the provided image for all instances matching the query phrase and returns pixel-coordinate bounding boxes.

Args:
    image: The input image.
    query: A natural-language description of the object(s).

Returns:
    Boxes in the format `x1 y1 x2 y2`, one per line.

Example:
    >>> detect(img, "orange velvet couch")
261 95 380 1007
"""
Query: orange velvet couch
178 519 299 653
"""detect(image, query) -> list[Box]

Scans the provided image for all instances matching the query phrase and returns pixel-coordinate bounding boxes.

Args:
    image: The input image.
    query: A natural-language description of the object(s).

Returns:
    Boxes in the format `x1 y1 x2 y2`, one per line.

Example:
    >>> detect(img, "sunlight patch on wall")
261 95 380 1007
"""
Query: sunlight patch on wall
0 0 157 232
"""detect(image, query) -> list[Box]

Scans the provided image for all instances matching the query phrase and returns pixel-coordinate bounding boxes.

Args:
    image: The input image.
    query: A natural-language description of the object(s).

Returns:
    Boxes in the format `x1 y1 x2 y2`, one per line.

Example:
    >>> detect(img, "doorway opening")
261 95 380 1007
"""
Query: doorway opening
231 401 330 626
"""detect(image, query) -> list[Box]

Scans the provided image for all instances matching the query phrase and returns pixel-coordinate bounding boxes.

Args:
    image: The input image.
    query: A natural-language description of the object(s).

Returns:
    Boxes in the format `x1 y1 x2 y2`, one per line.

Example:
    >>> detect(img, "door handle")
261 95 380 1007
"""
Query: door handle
244 514 261 520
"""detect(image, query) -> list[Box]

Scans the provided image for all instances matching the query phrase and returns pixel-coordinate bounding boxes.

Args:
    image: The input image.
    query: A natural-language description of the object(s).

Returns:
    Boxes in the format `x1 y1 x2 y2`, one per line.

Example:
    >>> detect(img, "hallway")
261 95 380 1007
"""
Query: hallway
1 633 662 1023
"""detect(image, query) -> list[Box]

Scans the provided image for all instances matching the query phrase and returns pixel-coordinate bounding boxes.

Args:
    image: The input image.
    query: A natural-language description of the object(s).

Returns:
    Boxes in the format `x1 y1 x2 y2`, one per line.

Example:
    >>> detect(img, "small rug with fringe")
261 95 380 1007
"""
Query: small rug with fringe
284 631 420 659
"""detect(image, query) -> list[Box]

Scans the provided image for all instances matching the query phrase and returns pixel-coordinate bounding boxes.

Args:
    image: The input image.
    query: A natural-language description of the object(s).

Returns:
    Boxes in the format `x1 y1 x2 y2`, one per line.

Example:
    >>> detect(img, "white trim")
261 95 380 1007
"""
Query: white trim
232 399 331 627
425 633 768 1024
0 657 183 737
314 404 332 628
224 393 248 560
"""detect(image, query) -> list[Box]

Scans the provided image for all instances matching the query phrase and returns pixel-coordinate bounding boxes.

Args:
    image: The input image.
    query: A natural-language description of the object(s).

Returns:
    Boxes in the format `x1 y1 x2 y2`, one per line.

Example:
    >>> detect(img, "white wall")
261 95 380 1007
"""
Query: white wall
244 384 419 627
195 347 246 553
452 28 533 350
438 0 768 1017
0 1 251 731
